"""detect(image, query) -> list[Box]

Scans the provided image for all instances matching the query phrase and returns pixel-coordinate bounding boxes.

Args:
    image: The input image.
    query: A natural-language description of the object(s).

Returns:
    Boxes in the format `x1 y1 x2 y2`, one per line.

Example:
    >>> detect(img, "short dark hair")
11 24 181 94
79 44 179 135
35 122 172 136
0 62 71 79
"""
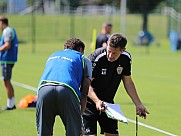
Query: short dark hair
107 33 127 49
103 22 112 27
64 38 85 51
0 16 8 25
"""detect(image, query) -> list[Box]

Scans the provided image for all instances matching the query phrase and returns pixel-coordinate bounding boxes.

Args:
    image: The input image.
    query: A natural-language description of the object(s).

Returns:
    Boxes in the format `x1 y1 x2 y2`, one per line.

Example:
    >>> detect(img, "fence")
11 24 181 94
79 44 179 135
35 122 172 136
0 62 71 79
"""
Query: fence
0 0 167 51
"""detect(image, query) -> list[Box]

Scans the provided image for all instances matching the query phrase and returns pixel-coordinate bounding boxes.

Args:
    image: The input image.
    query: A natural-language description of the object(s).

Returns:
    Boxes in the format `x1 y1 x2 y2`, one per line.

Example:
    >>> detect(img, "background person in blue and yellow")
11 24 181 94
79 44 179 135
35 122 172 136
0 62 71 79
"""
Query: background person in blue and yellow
0 16 18 110
36 38 92 136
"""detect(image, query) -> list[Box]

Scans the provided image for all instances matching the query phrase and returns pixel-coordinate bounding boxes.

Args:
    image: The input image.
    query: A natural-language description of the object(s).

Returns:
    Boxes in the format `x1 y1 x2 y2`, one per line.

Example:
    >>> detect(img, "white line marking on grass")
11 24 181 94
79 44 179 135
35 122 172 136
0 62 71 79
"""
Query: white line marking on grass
2 79 177 136
11 80 37 92
127 118 177 136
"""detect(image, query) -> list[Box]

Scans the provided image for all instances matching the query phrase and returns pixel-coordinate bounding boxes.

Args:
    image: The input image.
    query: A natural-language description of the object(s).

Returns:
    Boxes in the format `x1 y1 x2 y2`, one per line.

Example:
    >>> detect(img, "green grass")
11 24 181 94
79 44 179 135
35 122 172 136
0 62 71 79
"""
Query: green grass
0 14 181 136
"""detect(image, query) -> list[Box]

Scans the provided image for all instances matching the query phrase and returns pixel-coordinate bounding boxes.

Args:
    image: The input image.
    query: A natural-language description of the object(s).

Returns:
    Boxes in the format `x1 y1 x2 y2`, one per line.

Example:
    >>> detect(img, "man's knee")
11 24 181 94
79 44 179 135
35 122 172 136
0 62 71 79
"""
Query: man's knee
3 80 11 86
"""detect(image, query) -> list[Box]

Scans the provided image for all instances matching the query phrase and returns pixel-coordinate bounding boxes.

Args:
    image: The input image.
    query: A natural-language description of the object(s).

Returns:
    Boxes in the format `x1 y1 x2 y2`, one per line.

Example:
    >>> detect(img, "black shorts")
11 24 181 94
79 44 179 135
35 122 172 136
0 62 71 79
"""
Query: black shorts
1 64 14 80
82 101 118 135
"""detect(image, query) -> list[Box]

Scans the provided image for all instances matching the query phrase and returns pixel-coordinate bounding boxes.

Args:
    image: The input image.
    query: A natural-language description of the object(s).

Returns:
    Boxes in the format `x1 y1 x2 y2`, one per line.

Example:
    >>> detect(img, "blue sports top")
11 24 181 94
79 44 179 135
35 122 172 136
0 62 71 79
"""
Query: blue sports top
38 49 85 101
0 26 18 64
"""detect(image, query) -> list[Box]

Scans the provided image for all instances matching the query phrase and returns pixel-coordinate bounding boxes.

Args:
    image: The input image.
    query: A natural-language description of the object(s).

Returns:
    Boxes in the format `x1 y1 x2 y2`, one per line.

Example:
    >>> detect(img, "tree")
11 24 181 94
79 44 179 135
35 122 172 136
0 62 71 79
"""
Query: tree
0 1 7 13
127 0 166 32
79 0 166 32
69 0 80 9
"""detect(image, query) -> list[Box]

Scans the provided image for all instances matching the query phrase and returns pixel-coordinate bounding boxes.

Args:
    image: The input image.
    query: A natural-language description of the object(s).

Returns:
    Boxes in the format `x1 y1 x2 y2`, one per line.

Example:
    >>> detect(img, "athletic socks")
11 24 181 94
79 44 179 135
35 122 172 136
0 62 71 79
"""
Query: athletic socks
7 97 15 108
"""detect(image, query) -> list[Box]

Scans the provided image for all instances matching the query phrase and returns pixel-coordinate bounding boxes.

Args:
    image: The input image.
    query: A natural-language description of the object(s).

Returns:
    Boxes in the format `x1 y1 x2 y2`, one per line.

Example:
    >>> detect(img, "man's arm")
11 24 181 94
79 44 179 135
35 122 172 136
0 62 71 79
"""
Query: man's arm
88 81 105 111
0 41 11 51
80 57 94 114
0 28 13 51
87 52 105 111
101 35 109 47
122 75 149 119
80 77 91 114
102 42 107 47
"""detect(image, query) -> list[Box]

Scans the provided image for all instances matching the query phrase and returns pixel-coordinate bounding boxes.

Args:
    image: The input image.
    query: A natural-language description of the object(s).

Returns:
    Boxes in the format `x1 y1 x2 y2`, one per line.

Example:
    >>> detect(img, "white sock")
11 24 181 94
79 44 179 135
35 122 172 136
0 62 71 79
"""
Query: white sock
7 97 15 108
7 98 11 108
11 97 15 107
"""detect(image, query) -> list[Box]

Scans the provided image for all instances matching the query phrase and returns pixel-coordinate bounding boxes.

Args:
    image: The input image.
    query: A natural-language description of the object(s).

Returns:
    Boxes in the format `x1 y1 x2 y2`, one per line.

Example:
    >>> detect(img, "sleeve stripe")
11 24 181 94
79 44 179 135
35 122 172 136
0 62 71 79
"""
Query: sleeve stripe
94 52 106 62
122 51 131 59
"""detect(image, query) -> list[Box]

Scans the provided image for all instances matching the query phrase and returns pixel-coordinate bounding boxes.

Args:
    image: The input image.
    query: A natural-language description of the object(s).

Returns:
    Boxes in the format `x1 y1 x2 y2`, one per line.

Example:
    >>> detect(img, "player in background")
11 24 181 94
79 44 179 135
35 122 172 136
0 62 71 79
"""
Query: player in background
95 22 112 49
0 16 18 110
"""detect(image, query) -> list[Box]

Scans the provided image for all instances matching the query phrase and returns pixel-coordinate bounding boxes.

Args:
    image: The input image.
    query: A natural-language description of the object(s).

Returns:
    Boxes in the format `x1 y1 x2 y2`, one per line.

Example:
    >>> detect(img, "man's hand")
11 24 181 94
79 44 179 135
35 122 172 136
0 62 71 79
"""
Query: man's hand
95 100 106 111
136 104 149 119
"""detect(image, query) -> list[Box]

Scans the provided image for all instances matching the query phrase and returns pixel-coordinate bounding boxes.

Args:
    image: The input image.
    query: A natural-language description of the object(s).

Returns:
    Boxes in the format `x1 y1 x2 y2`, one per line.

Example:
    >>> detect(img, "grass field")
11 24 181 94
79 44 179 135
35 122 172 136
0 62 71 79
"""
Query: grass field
0 14 181 136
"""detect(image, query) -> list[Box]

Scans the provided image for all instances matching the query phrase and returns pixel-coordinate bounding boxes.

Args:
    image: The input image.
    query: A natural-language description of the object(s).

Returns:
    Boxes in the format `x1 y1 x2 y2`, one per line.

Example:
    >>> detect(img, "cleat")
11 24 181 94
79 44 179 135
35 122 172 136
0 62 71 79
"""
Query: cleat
3 105 16 111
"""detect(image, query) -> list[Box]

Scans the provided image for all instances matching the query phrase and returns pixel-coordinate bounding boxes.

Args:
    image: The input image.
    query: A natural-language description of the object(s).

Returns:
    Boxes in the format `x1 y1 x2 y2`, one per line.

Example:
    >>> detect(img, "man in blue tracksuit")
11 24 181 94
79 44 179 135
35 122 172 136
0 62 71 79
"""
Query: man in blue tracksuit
36 38 92 136
0 16 18 110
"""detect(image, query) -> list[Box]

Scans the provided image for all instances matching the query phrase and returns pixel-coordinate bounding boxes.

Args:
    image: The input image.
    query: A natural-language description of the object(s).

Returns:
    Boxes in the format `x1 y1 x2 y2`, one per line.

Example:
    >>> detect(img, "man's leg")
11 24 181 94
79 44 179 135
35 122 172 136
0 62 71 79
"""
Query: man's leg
4 79 15 108
98 112 119 136
1 64 15 109
36 85 56 136
56 85 82 136
82 100 99 136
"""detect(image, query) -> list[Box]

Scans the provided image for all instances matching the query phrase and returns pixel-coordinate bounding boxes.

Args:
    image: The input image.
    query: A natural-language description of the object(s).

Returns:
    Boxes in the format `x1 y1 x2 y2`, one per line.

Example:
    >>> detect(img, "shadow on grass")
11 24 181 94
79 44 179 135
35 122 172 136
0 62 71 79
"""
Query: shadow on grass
0 107 35 114
18 108 36 112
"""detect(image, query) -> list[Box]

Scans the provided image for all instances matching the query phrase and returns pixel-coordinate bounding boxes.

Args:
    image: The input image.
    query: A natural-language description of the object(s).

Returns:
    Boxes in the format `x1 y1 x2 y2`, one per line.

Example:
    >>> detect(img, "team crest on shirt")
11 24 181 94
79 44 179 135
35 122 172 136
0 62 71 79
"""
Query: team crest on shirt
117 66 123 75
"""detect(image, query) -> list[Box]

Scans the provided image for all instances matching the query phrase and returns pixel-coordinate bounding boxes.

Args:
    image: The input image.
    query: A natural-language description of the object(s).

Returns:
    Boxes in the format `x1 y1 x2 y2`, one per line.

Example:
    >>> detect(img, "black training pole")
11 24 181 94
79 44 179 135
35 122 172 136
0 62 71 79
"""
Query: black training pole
136 115 138 136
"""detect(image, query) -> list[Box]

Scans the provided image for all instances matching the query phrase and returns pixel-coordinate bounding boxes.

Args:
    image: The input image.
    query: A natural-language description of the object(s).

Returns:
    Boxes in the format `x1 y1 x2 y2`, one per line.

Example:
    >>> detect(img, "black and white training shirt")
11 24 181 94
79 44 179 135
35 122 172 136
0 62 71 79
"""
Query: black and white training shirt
88 47 132 103
95 33 110 49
